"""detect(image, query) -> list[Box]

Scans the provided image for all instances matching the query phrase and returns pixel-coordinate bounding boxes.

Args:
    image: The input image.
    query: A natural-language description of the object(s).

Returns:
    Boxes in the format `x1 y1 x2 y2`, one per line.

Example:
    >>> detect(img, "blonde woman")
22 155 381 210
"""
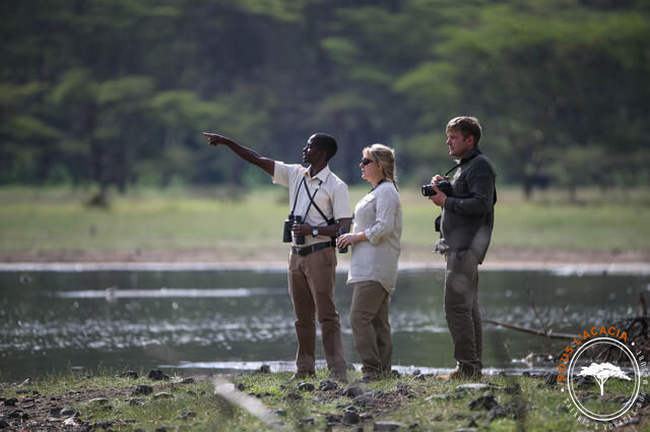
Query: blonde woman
337 144 402 382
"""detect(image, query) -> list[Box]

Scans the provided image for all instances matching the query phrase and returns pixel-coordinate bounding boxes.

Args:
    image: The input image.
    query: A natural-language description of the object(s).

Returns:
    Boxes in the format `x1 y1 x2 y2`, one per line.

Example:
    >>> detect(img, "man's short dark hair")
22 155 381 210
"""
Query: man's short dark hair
447 116 482 147
311 133 338 160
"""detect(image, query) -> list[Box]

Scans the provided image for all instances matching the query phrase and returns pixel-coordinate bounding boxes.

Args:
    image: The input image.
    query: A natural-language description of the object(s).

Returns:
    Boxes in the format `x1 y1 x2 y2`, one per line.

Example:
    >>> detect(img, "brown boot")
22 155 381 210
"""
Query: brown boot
443 363 482 381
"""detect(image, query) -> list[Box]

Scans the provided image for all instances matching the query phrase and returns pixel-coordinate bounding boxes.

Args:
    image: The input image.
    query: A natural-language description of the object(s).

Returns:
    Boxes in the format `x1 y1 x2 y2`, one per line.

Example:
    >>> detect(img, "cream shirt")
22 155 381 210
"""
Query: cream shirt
273 161 352 247
347 181 402 293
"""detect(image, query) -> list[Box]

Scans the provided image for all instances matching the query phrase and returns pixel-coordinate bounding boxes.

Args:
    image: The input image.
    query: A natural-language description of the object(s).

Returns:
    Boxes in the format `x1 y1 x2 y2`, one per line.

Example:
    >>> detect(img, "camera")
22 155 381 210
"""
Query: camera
421 180 453 197
283 214 305 244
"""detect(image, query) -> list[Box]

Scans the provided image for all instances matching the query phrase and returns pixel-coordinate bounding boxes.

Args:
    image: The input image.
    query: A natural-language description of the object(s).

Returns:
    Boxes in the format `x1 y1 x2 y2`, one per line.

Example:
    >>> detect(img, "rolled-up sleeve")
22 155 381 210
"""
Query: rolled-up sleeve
332 181 353 220
365 191 398 245
272 161 291 187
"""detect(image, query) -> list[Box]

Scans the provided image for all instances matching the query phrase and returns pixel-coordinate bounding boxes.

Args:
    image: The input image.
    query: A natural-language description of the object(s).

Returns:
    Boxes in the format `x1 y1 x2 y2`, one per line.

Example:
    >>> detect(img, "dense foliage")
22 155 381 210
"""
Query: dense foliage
2 0 649 195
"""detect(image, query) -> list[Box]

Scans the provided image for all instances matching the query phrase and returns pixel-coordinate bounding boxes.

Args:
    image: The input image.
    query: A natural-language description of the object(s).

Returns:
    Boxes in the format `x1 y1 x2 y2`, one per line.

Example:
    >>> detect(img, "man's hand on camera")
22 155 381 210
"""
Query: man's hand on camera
431 174 448 185
428 184 447 207
203 132 230 146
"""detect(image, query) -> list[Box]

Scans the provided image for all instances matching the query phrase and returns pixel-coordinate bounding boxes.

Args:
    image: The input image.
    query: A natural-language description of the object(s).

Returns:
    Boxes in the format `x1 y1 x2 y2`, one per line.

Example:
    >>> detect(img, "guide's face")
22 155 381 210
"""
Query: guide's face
302 136 321 164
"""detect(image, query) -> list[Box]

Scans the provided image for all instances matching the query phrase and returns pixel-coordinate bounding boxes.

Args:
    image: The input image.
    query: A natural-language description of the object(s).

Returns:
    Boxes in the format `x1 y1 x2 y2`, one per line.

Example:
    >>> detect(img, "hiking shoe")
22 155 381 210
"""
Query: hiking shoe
329 370 348 383
444 363 482 381
291 370 316 380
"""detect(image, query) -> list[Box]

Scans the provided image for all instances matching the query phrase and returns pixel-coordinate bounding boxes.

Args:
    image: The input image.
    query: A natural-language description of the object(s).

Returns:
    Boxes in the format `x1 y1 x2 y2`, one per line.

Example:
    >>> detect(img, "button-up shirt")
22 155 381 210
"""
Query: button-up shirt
347 181 402 293
273 161 352 247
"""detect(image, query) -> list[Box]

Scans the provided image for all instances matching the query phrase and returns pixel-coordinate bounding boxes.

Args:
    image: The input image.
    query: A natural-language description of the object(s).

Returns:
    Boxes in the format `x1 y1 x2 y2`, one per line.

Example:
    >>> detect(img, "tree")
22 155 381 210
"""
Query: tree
2 0 649 190
578 362 632 396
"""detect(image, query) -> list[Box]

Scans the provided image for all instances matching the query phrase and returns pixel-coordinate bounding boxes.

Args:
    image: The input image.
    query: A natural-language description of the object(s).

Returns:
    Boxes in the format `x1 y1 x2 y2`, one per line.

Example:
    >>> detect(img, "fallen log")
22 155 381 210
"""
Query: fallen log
484 318 578 340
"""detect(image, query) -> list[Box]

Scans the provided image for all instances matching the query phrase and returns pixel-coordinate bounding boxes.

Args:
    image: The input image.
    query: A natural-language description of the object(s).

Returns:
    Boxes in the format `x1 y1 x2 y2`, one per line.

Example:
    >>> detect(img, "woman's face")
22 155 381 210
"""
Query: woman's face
360 154 382 183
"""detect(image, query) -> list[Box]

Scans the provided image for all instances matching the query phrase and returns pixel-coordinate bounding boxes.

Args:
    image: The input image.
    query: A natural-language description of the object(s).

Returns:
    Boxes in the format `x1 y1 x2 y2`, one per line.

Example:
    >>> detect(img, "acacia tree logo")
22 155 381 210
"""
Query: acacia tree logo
567 337 641 423
578 362 631 396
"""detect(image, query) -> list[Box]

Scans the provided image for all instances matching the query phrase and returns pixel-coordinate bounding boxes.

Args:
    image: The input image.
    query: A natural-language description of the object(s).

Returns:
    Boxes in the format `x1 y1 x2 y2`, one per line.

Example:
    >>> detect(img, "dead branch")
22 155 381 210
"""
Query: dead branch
484 318 578 340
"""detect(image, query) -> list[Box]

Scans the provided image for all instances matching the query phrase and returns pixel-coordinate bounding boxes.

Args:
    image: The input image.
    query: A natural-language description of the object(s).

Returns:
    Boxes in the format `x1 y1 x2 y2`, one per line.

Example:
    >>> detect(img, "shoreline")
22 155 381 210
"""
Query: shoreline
2 260 650 275
1 247 650 274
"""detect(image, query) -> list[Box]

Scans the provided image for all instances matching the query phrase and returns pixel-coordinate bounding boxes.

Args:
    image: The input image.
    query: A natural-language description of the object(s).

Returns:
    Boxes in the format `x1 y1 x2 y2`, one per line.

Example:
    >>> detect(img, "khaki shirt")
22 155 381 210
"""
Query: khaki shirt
273 161 352 247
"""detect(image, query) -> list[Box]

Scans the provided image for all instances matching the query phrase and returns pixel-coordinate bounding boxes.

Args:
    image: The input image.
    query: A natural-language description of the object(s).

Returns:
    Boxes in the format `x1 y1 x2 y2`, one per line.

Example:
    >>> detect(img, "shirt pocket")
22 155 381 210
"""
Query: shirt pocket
354 194 376 227
355 194 376 212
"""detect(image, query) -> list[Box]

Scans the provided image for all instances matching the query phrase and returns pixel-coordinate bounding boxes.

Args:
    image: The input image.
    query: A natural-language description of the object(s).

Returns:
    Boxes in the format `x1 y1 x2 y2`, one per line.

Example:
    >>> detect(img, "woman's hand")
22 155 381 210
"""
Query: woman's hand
337 232 364 248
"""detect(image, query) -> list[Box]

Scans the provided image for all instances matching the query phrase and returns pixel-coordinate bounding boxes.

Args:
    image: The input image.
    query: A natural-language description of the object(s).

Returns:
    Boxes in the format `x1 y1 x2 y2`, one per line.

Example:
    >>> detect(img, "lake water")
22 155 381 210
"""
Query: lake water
1 264 648 381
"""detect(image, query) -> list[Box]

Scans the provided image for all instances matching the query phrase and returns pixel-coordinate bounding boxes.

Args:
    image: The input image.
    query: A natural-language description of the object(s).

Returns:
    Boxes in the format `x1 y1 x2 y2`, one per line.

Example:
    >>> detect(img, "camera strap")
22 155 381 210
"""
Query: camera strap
444 151 479 177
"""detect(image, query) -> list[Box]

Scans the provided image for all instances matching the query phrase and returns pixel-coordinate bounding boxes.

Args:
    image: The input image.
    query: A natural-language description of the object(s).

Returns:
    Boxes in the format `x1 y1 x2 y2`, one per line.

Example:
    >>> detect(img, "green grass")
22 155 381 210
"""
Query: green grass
0 185 649 260
1 368 645 431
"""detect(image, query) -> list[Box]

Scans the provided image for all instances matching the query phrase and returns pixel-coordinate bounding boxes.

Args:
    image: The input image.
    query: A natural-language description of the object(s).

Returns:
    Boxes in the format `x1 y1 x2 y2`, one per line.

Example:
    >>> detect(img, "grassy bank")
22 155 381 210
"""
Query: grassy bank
0 185 649 262
1 368 645 432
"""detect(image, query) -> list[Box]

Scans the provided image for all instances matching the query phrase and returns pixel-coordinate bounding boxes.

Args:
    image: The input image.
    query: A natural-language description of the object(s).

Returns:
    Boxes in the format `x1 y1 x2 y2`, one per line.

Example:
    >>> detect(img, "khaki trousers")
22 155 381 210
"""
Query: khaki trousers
444 250 482 370
350 280 392 375
288 247 347 375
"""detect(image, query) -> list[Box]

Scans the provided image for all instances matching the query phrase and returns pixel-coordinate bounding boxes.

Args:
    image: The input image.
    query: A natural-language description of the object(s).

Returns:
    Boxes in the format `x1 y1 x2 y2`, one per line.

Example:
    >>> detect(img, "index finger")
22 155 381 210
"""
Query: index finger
202 132 218 137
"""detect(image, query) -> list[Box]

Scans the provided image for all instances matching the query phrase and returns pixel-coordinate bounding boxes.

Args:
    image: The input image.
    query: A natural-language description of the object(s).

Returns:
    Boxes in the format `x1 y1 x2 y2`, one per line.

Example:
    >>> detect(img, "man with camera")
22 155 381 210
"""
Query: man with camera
426 116 497 380
204 132 352 382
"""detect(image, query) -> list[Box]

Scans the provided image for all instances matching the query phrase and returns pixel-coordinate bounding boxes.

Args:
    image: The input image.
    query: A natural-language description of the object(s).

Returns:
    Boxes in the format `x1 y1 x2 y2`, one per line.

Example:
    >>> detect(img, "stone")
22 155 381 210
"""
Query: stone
319 379 338 391
286 392 302 401
297 381 315 392
148 369 170 381
373 421 404 431
60 406 77 418
343 386 365 398
543 372 559 386
133 385 154 395
468 394 499 411
325 413 342 424
117 371 138 379
343 406 360 424
352 393 376 407
488 404 509 422
176 410 196 420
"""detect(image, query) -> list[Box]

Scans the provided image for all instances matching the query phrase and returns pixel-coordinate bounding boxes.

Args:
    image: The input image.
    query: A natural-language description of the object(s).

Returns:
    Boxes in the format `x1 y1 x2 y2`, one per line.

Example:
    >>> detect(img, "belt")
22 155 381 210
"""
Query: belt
291 241 335 257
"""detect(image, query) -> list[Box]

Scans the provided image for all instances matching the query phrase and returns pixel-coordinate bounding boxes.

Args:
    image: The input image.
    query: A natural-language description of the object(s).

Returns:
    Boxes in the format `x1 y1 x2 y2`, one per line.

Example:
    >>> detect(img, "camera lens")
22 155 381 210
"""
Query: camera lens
421 184 436 196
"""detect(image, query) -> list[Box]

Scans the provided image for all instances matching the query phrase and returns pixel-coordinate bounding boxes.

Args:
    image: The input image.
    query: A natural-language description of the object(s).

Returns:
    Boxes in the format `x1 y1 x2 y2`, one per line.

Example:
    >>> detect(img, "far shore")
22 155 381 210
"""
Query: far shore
1 247 649 274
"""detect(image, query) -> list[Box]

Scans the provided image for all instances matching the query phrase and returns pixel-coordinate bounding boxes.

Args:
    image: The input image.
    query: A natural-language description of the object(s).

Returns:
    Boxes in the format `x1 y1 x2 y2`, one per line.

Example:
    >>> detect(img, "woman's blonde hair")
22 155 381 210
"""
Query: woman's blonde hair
363 143 398 190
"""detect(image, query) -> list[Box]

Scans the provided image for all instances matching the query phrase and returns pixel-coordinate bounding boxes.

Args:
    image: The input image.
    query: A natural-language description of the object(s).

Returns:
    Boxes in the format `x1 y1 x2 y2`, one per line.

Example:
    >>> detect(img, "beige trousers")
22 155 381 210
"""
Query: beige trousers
350 280 392 376
288 247 347 375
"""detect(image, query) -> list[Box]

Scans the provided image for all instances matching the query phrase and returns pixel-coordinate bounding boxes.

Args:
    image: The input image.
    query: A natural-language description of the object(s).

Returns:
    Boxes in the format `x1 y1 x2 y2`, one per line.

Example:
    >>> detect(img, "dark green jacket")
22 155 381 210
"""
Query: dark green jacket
434 147 497 263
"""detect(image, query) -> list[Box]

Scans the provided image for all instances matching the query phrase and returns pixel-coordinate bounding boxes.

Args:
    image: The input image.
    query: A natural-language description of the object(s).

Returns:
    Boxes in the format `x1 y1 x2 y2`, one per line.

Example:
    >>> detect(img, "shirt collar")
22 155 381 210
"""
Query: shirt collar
458 147 482 164
304 164 332 182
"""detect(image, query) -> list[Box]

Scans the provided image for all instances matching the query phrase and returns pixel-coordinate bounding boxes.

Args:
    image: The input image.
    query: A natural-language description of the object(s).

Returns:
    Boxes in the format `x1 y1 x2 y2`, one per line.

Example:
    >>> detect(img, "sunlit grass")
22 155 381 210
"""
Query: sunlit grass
0 185 649 259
